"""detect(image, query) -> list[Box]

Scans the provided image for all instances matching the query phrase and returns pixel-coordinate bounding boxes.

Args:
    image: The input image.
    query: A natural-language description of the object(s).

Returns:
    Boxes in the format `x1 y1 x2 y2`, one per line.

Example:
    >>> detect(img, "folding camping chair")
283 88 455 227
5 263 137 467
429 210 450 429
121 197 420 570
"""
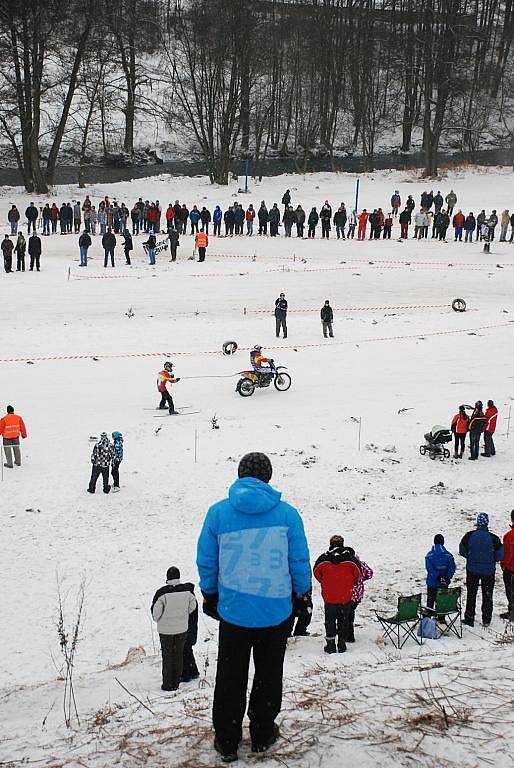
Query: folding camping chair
425 587 462 639
375 593 422 648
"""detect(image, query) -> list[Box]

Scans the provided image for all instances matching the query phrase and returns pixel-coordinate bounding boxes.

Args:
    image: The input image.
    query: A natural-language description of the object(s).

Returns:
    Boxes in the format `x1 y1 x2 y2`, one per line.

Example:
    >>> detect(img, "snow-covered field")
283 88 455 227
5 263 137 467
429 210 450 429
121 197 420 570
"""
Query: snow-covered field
1 167 514 767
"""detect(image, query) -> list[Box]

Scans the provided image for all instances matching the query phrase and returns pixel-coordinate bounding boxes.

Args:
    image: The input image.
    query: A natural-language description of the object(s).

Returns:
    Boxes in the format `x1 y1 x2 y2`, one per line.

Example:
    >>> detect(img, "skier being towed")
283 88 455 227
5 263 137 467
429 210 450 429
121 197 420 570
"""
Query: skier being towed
157 361 181 414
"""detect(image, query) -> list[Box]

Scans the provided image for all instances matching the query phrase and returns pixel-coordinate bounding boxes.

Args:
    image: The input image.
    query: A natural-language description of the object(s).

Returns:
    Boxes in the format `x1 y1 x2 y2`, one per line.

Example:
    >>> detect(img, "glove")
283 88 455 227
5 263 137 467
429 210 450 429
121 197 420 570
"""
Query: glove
174 377 181 382
201 591 220 621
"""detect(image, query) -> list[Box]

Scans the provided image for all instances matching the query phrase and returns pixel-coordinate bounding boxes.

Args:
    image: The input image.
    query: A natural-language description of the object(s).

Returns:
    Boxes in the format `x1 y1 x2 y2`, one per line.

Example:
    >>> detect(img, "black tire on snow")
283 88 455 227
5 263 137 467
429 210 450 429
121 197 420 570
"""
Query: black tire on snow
222 340 238 355
452 298 467 312
274 372 292 391
236 378 255 397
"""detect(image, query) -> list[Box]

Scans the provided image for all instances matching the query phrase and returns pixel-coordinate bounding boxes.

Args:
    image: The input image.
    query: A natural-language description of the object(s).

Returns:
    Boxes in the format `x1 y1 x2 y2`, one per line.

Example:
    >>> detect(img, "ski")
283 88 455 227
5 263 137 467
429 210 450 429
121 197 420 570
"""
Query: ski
144 406 192 411
154 410 201 417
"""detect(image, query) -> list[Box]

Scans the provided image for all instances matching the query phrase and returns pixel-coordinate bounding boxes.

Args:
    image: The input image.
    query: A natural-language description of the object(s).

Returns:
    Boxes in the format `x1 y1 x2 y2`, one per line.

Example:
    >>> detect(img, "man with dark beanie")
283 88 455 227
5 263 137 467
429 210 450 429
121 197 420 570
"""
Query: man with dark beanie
459 513 503 627
197 452 311 763
151 566 197 691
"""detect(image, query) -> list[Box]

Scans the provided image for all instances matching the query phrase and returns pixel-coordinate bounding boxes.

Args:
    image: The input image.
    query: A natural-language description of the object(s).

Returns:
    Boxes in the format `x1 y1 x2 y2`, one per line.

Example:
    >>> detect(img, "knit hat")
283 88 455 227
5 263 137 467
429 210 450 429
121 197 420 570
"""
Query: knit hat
330 535 345 548
238 452 273 483
166 566 180 580
476 513 489 528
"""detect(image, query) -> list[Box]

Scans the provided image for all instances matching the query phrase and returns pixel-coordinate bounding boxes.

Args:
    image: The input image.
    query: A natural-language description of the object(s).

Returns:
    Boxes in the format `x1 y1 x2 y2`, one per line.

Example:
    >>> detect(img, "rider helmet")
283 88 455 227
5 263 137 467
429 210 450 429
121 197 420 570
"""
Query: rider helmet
164 361 174 372
253 345 262 352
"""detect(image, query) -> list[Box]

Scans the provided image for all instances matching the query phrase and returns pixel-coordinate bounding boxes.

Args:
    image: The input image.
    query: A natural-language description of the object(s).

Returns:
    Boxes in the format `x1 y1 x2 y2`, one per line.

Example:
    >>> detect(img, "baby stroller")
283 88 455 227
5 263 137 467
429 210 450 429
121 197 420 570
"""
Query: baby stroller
419 425 452 461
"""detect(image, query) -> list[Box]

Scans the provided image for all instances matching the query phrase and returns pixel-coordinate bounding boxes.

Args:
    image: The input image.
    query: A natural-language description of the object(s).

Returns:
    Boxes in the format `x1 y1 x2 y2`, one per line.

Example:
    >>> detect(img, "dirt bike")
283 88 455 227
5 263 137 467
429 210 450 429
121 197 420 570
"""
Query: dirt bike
236 360 292 397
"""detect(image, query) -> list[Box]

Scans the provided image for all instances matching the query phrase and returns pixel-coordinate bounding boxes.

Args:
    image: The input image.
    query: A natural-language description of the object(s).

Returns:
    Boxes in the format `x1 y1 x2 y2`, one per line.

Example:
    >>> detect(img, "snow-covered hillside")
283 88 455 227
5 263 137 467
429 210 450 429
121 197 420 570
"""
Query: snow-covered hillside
1 167 513 767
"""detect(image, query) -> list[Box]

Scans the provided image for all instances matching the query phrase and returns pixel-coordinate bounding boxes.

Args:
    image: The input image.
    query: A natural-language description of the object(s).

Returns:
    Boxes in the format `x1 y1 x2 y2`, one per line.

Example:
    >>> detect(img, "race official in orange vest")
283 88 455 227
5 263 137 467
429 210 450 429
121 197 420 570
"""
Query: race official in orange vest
0 405 27 468
195 231 208 262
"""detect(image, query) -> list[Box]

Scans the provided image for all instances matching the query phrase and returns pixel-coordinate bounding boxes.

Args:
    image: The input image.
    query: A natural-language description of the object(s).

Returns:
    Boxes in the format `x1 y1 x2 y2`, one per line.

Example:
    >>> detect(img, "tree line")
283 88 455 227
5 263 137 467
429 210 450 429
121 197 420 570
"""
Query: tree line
0 0 513 192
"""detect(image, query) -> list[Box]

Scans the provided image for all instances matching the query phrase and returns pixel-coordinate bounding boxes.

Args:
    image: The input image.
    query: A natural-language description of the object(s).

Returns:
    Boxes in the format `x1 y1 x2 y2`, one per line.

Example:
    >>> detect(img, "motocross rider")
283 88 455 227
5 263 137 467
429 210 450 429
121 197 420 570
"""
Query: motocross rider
157 361 180 414
250 345 273 378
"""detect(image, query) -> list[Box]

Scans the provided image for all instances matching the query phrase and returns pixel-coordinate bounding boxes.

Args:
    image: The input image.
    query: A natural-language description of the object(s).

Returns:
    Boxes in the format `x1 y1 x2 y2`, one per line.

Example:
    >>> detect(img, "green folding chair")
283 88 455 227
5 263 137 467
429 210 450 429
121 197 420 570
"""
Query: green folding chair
375 594 422 648
427 587 462 639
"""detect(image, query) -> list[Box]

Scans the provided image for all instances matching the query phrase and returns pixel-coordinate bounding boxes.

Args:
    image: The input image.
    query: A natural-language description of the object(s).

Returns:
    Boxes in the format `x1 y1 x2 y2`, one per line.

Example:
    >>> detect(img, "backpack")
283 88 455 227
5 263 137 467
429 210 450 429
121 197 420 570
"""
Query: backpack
417 616 439 640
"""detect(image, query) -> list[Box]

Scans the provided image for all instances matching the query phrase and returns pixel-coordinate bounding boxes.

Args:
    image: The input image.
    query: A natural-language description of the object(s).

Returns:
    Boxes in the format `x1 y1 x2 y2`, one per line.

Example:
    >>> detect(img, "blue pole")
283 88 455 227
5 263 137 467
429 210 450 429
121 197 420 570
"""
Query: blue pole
244 159 249 193
354 178 360 213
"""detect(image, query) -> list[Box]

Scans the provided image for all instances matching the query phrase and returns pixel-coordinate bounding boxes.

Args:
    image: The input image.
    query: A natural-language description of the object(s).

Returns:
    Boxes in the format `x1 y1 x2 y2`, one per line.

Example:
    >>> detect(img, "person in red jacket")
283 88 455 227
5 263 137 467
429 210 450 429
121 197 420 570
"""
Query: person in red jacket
453 210 465 241
500 509 514 619
157 362 180 414
357 210 368 240
0 405 27 468
451 405 470 459
165 204 175 232
482 399 498 457
313 535 361 654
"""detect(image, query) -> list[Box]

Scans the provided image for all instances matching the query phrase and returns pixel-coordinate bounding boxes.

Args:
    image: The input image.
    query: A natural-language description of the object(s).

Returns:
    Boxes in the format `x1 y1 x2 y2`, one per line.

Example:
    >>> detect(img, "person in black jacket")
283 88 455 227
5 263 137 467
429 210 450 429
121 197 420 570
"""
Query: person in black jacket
79 231 91 266
25 203 38 234
257 202 268 235
464 213 476 243
182 582 200 682
200 207 211 234
168 228 180 261
268 204 280 237
287 591 312 637
295 205 306 237
468 401 486 460
321 300 334 338
28 233 42 271
320 201 332 239
102 228 116 268
122 230 133 265
399 208 410 239
275 293 288 338
333 205 347 239
308 207 319 238
281 189 291 210
224 206 235 236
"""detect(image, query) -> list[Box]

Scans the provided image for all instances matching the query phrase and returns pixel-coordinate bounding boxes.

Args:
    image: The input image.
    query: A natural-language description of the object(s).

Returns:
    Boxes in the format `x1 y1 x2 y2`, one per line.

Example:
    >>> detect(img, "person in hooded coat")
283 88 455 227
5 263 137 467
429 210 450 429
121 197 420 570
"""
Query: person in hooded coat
425 534 456 610
459 513 503 626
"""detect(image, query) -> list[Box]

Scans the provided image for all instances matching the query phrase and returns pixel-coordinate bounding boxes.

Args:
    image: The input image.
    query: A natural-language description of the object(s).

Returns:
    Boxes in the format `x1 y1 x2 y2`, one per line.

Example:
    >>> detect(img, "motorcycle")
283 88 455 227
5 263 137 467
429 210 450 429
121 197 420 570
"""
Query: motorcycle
236 360 292 397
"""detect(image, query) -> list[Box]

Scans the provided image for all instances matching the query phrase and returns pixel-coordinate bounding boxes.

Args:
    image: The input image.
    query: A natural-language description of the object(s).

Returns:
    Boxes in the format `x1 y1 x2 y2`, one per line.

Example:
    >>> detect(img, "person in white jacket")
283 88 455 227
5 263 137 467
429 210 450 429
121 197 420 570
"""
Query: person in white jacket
414 209 428 239
151 566 197 691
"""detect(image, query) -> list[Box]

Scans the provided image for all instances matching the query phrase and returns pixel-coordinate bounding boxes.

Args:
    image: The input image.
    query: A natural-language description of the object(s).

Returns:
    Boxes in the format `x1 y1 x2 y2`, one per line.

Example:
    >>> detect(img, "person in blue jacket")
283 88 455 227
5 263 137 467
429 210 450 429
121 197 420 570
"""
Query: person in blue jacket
189 205 201 235
197 452 311 763
425 534 456 609
459 513 504 627
213 205 222 236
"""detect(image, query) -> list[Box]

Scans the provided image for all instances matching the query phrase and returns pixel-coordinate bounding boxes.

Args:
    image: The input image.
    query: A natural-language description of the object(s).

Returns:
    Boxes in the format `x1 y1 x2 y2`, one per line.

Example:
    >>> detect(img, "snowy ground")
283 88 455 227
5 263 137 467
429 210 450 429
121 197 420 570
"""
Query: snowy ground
1 167 514 767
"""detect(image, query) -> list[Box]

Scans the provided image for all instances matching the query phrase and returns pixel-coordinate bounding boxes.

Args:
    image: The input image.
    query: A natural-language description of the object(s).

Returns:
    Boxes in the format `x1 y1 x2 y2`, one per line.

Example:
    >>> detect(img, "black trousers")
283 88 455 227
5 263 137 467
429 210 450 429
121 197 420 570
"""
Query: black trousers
159 391 175 412
159 632 187 689
454 433 465 455
29 254 40 270
111 461 120 488
16 253 25 271
324 602 351 643
275 316 287 338
321 220 330 238
124 247 131 265
214 223 221 235
182 640 199 681
347 600 359 641
104 248 115 267
170 244 178 260
198 246 206 262
213 618 290 753
88 465 110 493
465 570 495 624
483 431 495 456
308 226 316 237
503 568 514 612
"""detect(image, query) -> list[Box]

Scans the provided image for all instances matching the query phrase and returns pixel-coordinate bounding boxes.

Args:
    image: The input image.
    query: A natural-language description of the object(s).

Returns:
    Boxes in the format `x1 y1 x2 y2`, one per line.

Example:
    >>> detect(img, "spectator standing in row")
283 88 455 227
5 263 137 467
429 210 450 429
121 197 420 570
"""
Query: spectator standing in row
460 513 503 627
308 207 318 238
87 432 113 494
15 232 26 271
500 209 510 241
169 228 180 261
201 206 211 234
433 191 444 213
275 292 288 338
295 205 305 237
468 401 486 460
102 227 116 268
464 212 476 242
151 567 197 691
320 200 332 239
42 204 51 235
445 189 457 216
28 232 42 271
213 205 222 236
269 204 280 237
482 399 498 457
246 204 255 236
190 205 200 234
25 202 38 234
383 212 393 239
0 405 27 469
8 205 20 236
122 230 133 265
197 452 311 762
73 201 81 234
144 232 157 265
334 204 347 239
79 230 91 267
451 405 469 459
357 209 368 239
347 209 357 238
453 210 465 241
500 510 514 620
2 234 13 273
320 299 334 338
257 202 268 235
50 203 59 234
399 208 410 238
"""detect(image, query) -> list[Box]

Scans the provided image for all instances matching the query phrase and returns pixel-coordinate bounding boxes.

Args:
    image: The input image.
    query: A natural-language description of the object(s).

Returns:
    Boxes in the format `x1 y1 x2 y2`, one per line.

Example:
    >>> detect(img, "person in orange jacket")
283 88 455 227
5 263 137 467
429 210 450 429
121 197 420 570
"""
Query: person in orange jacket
195 230 208 262
157 362 180 414
0 405 27 468
451 405 469 459
357 209 368 240
500 509 514 619
453 210 465 241
482 399 498 457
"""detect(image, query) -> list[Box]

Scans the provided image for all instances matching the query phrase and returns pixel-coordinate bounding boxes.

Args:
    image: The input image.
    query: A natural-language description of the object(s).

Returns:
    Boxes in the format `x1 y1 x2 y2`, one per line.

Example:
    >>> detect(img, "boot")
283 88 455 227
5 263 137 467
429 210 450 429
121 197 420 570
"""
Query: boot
324 639 337 654
337 635 347 653
346 627 355 643
499 610 514 620
453 452 459 459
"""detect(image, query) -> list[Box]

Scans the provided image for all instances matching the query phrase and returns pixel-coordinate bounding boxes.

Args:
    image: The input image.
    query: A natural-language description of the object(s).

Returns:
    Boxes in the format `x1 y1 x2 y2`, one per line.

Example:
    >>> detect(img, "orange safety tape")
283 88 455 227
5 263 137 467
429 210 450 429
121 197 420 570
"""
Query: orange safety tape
1 321 512 364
